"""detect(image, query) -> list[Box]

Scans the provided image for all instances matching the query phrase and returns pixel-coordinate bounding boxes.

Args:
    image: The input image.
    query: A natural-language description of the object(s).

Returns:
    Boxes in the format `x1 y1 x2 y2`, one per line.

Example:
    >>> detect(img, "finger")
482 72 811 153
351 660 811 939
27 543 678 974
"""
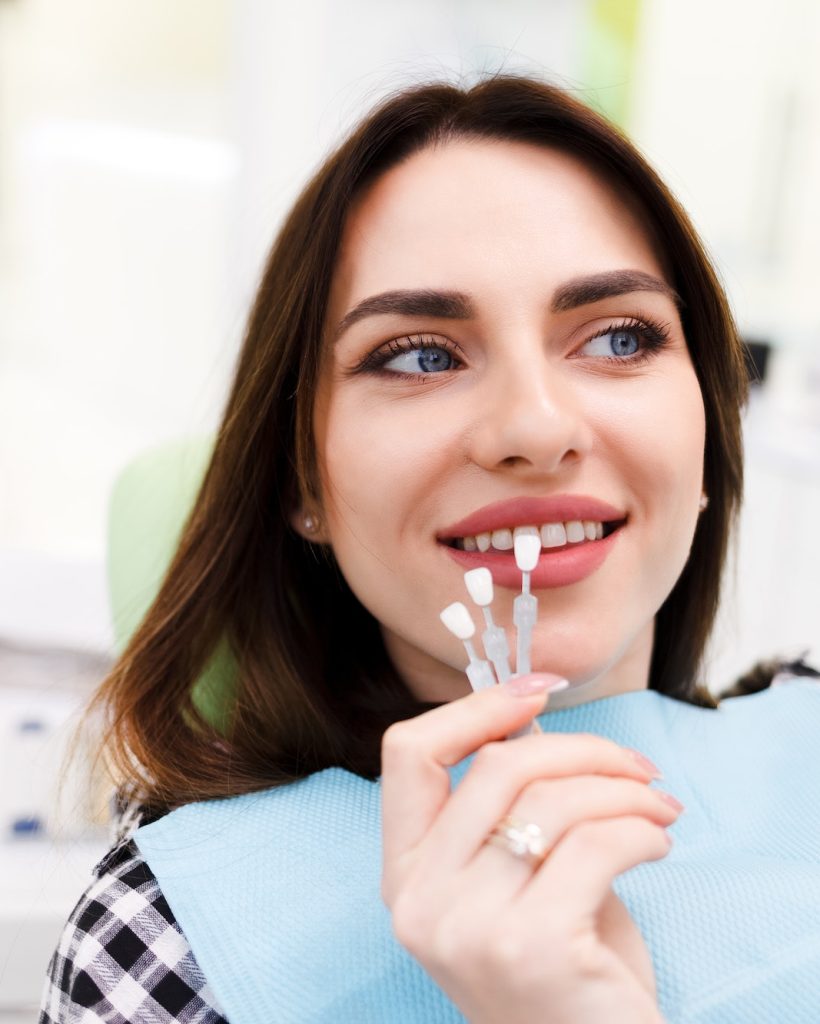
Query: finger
381 674 566 866
522 815 673 921
511 775 681 853
423 775 680 910
412 735 664 875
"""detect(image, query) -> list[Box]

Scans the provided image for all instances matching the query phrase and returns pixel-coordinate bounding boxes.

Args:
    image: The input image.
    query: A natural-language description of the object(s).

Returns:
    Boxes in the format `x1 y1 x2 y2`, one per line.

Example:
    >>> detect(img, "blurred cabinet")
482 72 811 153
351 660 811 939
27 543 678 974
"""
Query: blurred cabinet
0 840 107 1016
706 391 820 690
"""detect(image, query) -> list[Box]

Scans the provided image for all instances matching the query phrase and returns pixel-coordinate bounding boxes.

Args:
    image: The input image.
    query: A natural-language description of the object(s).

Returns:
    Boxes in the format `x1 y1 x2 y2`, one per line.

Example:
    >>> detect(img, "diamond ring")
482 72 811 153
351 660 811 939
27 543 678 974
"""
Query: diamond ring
486 815 549 867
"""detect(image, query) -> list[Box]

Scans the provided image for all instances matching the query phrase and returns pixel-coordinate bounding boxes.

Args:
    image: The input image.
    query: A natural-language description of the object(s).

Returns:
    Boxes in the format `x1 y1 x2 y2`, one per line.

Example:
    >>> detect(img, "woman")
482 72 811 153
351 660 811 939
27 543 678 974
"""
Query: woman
41 76 820 1024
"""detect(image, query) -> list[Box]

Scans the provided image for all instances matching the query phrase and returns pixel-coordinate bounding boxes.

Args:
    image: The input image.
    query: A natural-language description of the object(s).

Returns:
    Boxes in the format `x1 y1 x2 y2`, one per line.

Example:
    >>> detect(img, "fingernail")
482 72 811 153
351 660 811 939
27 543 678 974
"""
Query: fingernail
504 674 570 698
627 748 664 779
657 791 685 813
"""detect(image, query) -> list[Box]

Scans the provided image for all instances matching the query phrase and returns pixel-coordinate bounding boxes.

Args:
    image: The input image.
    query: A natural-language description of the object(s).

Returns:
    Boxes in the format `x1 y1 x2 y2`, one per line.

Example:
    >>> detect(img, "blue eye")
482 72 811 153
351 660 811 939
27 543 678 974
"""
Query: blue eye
381 343 456 374
610 330 640 356
352 334 463 378
583 328 641 358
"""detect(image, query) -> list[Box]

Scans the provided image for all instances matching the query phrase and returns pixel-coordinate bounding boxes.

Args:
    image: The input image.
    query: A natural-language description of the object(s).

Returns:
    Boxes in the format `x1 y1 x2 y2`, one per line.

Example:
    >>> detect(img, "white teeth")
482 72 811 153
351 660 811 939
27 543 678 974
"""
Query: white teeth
565 520 585 543
490 528 514 551
453 519 617 552
541 522 567 548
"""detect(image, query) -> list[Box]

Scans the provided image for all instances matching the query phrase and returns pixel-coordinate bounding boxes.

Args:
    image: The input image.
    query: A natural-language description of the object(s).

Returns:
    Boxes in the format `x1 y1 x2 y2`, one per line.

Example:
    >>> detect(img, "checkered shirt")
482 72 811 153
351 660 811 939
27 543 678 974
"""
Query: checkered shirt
38 815 228 1023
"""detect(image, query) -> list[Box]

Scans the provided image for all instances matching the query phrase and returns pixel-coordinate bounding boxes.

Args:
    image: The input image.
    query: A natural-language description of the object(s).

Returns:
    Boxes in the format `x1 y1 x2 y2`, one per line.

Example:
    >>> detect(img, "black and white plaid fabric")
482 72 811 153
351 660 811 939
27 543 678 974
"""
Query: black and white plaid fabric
39 823 228 1023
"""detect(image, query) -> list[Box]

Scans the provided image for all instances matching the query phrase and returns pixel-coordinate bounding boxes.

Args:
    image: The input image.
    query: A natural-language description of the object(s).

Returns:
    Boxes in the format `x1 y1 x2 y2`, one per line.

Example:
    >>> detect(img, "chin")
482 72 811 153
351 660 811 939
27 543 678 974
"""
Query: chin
528 613 651 687
527 641 611 686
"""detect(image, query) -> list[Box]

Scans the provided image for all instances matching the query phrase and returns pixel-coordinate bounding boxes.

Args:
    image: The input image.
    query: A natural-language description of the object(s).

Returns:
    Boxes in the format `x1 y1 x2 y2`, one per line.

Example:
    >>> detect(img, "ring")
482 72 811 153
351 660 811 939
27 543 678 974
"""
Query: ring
486 815 549 867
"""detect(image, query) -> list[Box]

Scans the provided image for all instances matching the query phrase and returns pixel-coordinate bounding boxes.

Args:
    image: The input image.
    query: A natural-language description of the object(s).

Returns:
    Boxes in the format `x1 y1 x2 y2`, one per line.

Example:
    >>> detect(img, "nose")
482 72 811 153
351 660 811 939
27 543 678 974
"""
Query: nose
468 352 593 476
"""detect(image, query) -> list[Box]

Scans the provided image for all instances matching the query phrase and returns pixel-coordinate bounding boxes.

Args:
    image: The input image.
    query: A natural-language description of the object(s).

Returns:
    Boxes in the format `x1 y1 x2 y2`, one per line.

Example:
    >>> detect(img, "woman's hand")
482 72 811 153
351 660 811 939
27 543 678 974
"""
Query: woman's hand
380 676 679 1024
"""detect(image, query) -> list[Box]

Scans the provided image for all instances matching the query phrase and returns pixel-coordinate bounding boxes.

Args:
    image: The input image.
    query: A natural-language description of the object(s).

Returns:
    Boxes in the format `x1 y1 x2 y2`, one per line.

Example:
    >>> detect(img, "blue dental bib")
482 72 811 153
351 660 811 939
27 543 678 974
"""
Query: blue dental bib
136 681 820 1023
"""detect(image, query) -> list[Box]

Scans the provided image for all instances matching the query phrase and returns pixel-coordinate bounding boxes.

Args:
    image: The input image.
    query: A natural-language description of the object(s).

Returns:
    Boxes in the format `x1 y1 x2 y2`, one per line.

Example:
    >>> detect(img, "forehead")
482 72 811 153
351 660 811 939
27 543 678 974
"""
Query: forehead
329 138 667 314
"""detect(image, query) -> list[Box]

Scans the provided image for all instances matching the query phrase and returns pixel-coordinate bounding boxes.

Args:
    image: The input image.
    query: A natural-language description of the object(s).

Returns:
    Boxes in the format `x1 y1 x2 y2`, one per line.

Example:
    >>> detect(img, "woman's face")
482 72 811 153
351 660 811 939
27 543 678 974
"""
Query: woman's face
308 139 705 707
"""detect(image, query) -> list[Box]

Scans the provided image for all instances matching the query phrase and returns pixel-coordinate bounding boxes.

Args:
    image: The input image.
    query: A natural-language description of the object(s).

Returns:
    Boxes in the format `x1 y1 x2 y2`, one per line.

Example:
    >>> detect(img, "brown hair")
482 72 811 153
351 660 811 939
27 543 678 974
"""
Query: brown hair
93 75 748 811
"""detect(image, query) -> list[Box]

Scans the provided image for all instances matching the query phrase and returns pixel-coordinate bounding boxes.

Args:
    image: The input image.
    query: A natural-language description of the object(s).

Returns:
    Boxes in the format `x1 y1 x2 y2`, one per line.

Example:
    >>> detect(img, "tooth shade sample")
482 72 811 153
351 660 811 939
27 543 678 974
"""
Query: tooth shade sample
440 602 476 640
541 522 567 547
566 520 586 543
491 528 514 550
513 527 541 571
464 567 494 606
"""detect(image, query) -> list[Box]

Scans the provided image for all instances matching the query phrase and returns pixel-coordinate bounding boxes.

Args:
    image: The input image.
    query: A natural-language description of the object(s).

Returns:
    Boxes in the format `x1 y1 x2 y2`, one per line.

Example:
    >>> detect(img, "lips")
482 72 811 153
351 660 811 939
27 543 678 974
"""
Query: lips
437 495 628 590
437 495 627 541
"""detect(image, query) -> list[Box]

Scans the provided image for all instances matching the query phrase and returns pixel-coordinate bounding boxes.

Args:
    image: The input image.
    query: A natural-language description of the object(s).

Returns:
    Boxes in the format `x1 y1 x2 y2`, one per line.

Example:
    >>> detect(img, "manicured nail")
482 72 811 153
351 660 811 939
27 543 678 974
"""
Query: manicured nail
504 674 570 698
657 791 685 813
627 748 664 779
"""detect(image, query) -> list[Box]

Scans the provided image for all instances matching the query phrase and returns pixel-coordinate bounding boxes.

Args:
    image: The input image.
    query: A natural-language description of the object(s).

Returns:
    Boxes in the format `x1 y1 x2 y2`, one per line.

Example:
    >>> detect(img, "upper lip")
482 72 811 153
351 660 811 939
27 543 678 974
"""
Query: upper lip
438 495 627 540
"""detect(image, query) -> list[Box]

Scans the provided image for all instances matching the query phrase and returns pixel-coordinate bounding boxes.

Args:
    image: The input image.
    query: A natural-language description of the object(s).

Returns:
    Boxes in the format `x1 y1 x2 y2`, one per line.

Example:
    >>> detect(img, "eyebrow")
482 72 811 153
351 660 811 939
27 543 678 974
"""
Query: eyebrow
334 289 474 340
333 270 681 341
551 269 682 312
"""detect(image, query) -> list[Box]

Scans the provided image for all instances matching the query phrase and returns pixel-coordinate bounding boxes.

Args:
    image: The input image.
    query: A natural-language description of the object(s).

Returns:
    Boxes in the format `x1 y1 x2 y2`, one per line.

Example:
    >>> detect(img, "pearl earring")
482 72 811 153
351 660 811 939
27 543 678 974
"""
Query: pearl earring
698 493 709 512
303 514 319 533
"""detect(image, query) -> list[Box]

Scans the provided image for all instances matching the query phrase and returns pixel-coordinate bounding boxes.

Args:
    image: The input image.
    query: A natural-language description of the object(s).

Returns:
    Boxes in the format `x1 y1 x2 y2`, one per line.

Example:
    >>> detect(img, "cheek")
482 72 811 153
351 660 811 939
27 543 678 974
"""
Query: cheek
596 359 704 479
316 390 453 555
314 390 467 664
608 368 706 572
646 370 706 502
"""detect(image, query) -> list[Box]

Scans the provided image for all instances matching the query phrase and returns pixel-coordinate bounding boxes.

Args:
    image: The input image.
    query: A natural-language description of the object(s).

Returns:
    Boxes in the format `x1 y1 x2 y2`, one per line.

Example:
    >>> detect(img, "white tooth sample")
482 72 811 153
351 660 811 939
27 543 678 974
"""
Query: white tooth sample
491 528 514 550
463 535 478 551
476 532 491 552
584 520 598 541
566 520 586 543
440 602 475 640
596 522 604 540
513 526 541 571
541 522 567 548
464 567 493 606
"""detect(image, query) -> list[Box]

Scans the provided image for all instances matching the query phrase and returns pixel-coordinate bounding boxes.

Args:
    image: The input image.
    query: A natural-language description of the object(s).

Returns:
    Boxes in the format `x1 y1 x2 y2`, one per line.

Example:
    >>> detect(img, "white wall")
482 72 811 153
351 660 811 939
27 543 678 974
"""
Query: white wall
631 0 820 351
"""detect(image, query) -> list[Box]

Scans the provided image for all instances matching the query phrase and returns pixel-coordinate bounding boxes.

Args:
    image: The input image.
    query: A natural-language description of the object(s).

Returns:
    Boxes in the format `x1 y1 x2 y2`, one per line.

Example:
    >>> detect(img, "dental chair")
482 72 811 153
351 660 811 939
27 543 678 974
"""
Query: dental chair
107 436 233 724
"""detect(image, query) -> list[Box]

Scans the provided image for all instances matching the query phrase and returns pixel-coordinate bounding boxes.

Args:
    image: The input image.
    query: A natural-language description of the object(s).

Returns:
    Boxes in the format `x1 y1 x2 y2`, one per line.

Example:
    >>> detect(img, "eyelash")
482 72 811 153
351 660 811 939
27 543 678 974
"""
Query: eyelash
352 315 673 380
353 334 461 377
580 315 672 366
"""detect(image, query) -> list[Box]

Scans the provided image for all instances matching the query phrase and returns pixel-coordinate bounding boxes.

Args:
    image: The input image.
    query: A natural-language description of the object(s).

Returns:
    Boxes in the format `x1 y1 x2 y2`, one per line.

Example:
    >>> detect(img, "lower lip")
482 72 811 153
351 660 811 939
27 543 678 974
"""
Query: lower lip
440 526 625 589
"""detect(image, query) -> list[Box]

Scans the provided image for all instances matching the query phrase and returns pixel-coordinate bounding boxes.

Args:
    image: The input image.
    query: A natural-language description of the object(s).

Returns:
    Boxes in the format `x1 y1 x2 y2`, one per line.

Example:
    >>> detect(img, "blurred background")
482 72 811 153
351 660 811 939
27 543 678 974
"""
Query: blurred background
1 0 819 1016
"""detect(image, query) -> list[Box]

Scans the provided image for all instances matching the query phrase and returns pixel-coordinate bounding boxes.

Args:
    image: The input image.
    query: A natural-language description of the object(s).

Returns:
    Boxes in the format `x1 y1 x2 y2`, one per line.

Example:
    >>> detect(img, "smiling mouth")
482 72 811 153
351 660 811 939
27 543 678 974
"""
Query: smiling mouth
441 518 627 553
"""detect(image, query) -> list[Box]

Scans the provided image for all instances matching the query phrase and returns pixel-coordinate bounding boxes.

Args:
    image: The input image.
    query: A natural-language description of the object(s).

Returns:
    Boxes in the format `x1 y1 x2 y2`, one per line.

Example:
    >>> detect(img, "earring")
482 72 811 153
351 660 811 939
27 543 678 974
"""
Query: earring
698 493 709 512
303 514 319 533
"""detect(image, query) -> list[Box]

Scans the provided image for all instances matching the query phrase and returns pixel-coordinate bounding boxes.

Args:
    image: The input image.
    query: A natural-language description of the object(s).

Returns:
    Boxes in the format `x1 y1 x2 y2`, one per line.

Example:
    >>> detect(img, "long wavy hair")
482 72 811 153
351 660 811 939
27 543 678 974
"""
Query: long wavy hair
92 75 750 811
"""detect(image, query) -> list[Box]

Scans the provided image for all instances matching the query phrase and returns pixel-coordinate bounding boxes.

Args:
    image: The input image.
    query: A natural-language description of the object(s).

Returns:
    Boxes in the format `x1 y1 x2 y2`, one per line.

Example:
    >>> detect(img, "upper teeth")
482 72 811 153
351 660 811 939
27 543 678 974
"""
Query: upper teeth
460 521 605 552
